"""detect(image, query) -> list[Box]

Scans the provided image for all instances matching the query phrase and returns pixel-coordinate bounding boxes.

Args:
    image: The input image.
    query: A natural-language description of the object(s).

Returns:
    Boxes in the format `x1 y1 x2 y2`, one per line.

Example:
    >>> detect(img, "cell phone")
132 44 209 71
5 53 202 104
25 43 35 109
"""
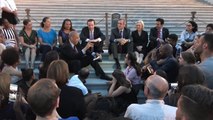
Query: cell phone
9 84 18 102
147 66 153 74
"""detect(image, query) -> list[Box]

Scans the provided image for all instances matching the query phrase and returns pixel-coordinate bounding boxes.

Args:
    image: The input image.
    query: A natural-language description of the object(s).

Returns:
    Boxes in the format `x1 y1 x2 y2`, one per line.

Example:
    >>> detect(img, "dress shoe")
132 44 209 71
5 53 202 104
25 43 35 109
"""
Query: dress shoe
100 75 112 81
93 54 102 62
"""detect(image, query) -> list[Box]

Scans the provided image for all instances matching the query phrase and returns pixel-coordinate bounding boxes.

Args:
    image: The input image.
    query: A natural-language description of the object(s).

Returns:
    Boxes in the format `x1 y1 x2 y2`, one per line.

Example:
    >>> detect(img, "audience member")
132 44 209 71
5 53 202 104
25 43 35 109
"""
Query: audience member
177 21 198 51
37 17 57 61
124 75 177 120
164 65 205 107
0 0 18 28
178 51 196 65
148 18 169 51
166 34 178 57
194 33 213 89
27 78 79 120
58 19 75 47
205 23 213 33
1 47 21 83
149 44 179 83
47 60 86 119
0 73 26 120
176 85 213 120
80 19 105 61
0 30 6 63
17 68 37 99
132 20 148 63
1 18 19 49
19 19 37 68
124 52 142 95
60 31 111 80
109 19 133 69
108 69 137 114
67 67 89 95
39 50 59 79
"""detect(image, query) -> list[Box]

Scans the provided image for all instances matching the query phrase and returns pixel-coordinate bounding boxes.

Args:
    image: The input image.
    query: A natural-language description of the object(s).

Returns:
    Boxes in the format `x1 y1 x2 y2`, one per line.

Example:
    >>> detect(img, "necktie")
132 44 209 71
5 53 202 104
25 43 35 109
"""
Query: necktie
74 45 78 53
90 31 94 40
120 30 123 38
157 29 161 39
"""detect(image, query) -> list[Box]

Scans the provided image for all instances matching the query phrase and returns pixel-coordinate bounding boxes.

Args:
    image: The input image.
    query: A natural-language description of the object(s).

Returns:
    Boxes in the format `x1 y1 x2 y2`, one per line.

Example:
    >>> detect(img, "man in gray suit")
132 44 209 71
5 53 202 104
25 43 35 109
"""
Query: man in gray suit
109 19 133 69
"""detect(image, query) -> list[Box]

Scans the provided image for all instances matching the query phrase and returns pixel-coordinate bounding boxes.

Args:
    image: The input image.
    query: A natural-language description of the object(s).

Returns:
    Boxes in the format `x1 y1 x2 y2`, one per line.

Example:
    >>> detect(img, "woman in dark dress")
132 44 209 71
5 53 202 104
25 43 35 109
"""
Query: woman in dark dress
132 20 148 63
19 19 38 68
108 69 137 114
58 19 75 47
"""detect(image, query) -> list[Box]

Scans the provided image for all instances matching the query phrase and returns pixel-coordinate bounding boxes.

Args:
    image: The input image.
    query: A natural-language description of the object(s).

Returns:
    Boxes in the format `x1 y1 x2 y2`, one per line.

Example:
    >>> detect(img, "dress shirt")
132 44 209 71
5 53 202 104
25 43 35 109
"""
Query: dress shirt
67 75 88 95
124 99 177 120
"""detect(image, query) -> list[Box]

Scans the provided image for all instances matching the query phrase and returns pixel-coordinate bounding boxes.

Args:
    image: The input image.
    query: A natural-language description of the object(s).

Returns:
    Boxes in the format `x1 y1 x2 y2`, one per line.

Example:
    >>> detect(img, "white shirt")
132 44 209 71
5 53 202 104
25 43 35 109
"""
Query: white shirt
0 0 17 11
124 99 177 120
67 75 88 95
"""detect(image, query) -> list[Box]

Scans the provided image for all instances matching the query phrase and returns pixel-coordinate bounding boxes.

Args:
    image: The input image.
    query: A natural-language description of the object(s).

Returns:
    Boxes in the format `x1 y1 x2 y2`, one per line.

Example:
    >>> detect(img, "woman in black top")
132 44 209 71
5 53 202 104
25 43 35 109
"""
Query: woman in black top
132 20 148 63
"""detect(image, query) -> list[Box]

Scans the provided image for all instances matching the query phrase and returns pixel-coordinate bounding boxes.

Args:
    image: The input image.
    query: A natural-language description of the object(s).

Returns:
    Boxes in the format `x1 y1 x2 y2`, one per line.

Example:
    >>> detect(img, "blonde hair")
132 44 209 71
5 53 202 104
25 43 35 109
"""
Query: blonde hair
136 20 145 29
47 60 70 87
0 73 11 99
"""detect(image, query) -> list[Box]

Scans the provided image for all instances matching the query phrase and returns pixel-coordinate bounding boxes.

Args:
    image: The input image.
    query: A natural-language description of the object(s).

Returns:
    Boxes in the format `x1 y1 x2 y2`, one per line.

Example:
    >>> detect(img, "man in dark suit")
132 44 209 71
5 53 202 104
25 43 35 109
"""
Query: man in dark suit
148 18 169 52
109 19 133 69
80 19 105 61
60 31 112 80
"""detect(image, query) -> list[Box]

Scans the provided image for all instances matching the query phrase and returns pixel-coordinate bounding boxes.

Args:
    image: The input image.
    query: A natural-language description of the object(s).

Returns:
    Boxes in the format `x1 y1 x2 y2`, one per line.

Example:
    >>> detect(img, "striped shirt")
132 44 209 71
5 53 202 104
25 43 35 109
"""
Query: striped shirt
1 28 17 47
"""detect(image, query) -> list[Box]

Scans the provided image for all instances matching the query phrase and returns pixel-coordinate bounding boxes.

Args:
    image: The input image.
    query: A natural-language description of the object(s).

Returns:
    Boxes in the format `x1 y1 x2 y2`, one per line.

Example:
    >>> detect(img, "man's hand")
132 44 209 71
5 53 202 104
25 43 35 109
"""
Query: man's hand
119 39 128 45
157 58 167 65
85 42 94 50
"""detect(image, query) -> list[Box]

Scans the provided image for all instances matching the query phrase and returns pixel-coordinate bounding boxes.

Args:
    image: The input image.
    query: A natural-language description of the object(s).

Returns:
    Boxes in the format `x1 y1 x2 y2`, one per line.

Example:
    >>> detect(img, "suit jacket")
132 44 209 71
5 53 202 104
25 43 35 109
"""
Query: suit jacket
149 27 169 49
80 26 105 47
109 27 131 43
132 30 148 51
60 41 89 63
150 56 179 83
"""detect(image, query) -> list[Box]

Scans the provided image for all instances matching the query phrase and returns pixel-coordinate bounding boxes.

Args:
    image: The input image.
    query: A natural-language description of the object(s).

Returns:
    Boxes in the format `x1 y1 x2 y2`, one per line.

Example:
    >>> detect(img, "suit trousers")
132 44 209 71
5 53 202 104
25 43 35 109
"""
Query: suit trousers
110 42 133 59
68 54 105 75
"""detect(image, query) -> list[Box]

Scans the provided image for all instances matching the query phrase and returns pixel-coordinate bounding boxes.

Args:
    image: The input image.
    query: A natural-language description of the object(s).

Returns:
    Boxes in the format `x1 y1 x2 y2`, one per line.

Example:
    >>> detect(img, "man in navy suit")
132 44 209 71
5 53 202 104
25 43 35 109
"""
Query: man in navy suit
80 19 105 61
109 19 133 69
60 31 112 80
148 18 169 52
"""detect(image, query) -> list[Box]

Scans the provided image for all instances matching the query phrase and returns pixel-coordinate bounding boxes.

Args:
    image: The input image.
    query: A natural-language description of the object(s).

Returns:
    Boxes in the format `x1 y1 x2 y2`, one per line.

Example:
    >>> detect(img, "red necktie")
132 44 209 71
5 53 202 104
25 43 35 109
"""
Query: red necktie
157 29 161 38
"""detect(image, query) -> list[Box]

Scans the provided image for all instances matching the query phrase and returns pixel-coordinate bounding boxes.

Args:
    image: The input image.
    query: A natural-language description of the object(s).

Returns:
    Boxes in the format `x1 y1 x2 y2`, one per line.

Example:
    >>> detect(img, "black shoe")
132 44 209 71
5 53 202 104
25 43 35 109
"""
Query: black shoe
100 75 112 81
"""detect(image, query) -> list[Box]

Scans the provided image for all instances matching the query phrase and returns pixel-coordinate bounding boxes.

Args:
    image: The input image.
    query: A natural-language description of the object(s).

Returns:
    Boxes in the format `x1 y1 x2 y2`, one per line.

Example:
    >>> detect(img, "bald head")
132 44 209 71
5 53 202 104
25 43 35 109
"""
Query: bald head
145 75 169 99
159 43 173 57
69 31 79 45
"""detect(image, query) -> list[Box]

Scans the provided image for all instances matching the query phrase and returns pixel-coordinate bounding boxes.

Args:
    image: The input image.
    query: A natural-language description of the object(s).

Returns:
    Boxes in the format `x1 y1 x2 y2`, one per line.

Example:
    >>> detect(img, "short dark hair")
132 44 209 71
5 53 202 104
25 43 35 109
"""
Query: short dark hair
78 67 89 80
202 33 213 51
21 68 34 81
1 48 19 66
206 23 213 30
180 85 213 120
27 79 61 117
180 51 196 64
87 19 95 24
168 34 178 42
156 18 164 25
